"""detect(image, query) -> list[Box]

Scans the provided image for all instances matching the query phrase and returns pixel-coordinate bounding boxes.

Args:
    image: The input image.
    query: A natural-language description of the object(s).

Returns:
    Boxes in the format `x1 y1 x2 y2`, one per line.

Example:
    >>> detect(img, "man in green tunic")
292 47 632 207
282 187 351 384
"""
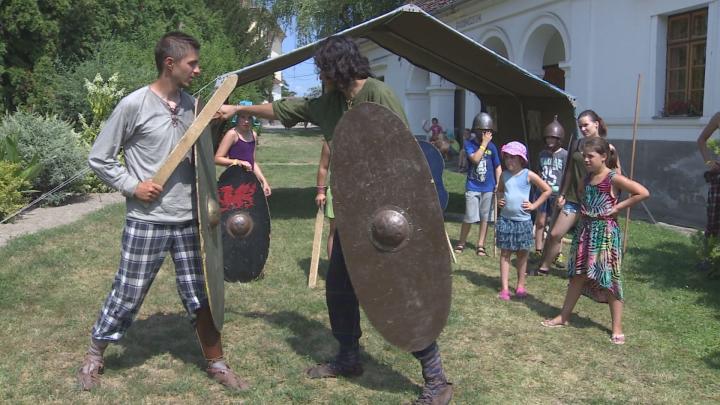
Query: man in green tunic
227 36 453 404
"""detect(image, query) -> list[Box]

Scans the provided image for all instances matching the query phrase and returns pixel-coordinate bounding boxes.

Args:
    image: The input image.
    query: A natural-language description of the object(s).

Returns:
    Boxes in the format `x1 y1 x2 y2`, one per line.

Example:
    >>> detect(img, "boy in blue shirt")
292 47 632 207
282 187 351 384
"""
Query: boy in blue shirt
454 112 502 256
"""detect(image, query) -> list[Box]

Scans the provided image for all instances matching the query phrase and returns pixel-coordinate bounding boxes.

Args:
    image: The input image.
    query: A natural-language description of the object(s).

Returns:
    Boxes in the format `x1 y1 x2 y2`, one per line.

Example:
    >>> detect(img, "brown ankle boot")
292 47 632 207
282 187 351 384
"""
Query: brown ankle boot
410 382 453 405
77 353 104 391
305 360 364 379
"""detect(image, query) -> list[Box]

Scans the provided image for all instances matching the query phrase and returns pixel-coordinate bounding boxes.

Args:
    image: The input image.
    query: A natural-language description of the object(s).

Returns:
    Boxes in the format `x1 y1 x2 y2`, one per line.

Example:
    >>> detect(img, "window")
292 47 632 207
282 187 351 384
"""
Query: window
665 8 707 116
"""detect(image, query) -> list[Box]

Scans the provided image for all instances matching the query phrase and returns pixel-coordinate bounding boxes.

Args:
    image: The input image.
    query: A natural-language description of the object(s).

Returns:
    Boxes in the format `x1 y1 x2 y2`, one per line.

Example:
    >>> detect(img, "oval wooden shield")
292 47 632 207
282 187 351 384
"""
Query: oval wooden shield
217 166 271 282
195 128 225 331
418 140 449 211
330 102 452 352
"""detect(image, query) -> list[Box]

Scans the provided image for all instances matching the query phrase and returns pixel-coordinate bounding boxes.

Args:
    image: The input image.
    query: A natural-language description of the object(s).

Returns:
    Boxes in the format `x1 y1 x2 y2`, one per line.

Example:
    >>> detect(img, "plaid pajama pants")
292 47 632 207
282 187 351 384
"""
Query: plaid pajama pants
707 172 720 238
91 219 208 342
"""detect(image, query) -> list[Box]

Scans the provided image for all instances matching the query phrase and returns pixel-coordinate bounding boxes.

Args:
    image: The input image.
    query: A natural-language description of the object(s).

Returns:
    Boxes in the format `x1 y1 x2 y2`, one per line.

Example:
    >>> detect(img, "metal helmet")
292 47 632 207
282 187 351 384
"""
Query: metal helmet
544 115 565 139
471 112 494 131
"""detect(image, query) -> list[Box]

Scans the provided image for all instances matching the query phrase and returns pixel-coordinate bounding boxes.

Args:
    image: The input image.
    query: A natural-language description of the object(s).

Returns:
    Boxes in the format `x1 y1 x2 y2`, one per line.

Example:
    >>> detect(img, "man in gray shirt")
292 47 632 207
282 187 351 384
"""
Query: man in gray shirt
77 32 247 392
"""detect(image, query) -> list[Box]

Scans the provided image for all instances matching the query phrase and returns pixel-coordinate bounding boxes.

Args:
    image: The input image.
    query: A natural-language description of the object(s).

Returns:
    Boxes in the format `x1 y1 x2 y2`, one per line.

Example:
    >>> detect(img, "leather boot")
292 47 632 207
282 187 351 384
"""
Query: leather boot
410 342 453 405
305 343 363 379
77 339 107 391
195 307 250 391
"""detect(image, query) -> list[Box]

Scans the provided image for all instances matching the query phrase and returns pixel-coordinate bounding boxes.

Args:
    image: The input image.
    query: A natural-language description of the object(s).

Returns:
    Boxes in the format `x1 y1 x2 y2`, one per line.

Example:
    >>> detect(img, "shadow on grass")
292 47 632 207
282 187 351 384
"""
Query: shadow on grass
267 187 316 219
109 313 204 370
242 310 415 393
455 269 609 333
446 191 465 218
262 127 323 136
703 350 720 370
297 257 329 281
625 240 720 316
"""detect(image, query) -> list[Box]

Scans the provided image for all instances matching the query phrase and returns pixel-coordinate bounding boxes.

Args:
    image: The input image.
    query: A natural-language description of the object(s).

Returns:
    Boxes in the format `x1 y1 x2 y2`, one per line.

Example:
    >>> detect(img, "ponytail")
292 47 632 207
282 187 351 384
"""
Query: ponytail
607 145 618 169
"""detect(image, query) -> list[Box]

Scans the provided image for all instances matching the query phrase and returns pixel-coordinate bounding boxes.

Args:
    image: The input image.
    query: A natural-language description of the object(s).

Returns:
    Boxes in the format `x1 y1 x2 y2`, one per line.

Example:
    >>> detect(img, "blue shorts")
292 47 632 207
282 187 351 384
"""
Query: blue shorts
562 201 580 215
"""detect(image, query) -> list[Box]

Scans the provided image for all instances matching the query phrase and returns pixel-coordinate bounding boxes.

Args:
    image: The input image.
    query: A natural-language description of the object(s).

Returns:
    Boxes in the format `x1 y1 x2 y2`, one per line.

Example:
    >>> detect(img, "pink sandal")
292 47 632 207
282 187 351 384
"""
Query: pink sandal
497 290 510 301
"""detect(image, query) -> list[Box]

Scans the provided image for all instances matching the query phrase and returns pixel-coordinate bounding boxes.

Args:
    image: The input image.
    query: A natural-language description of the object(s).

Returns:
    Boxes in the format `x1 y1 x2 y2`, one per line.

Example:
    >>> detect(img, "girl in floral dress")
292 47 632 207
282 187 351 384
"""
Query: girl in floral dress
542 137 649 345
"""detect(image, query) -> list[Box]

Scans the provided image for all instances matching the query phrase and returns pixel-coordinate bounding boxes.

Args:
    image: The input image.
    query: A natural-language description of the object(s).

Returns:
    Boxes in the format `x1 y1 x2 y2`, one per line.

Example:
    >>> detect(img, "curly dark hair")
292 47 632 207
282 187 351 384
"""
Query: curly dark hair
313 36 372 92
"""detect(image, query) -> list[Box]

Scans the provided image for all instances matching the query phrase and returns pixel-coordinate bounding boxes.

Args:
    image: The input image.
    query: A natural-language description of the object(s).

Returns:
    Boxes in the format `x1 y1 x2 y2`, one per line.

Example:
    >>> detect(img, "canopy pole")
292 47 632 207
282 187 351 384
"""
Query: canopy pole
622 74 641 255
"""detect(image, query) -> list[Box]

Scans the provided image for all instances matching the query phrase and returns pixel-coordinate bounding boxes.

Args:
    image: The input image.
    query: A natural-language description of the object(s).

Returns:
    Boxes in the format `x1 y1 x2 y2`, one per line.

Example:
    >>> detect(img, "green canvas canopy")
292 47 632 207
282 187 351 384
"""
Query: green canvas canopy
223 4 578 161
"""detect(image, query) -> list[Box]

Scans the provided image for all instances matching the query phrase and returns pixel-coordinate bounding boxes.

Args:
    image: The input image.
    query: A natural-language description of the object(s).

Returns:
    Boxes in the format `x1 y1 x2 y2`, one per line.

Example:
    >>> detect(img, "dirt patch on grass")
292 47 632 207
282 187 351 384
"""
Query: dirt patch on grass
0 192 124 248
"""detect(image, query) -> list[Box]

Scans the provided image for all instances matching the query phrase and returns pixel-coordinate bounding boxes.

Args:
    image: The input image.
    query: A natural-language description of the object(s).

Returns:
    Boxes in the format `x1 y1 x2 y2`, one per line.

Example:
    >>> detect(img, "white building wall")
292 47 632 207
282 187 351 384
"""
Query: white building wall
362 0 719 227
364 0 719 140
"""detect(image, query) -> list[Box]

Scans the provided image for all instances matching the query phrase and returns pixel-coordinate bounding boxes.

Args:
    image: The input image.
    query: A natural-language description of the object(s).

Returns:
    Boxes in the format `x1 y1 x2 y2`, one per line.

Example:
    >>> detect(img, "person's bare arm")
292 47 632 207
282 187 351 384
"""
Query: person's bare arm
251 131 271 196
525 171 552 211
496 176 506 208
217 103 277 121
315 141 331 207
468 132 492 164
610 173 650 216
698 112 720 171
556 139 577 207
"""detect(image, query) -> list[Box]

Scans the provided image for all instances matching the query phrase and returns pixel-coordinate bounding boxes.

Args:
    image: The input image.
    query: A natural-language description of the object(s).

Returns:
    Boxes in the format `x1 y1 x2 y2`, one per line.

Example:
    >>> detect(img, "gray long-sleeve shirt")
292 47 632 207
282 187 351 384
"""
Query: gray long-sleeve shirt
88 86 196 223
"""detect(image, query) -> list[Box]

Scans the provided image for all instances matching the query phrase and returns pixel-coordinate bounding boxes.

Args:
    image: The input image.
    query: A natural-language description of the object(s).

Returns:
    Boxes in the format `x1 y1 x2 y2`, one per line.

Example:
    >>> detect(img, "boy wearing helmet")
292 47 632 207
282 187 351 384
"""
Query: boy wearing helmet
454 112 502 256
530 116 568 271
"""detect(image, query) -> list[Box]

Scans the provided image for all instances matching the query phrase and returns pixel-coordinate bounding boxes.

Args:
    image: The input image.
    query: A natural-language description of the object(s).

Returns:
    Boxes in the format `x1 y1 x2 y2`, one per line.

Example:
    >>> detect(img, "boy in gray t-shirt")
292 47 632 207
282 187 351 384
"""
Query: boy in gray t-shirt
532 120 568 265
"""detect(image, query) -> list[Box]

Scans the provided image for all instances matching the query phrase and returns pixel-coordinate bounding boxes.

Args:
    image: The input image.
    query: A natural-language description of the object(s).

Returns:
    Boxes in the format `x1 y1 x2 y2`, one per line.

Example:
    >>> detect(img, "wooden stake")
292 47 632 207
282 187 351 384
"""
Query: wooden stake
493 194 498 257
445 230 457 264
152 74 238 186
623 74 642 255
308 205 324 288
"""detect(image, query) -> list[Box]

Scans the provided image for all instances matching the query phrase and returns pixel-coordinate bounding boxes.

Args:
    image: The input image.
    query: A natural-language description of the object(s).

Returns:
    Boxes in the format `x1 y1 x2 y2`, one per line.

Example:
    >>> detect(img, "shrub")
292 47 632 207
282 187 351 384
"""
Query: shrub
0 161 31 221
691 231 720 274
0 111 88 205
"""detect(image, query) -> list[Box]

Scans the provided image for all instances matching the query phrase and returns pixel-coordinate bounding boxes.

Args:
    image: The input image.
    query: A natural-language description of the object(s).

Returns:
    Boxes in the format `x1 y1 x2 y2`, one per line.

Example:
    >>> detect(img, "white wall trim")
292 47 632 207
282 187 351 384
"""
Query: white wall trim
478 26 515 61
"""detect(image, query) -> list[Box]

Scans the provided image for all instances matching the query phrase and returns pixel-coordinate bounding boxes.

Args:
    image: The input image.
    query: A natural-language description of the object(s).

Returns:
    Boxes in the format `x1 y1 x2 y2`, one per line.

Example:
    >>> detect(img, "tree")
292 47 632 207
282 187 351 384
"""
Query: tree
0 0 278 115
259 0 403 45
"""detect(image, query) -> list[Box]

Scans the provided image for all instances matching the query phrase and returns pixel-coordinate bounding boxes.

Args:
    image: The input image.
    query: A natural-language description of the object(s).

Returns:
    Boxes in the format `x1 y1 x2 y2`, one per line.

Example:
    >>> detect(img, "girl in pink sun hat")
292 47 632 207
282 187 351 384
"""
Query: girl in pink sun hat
495 141 552 301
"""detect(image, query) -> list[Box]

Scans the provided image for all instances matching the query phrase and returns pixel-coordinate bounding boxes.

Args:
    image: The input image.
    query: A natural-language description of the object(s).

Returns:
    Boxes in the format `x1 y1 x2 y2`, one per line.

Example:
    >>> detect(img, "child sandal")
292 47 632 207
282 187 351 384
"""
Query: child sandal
497 290 510 301
611 334 626 345
453 243 465 254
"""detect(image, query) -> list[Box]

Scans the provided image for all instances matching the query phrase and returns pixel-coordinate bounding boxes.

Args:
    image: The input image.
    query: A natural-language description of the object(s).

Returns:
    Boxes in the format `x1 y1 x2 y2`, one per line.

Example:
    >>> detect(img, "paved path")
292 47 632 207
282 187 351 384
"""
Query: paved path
0 193 125 248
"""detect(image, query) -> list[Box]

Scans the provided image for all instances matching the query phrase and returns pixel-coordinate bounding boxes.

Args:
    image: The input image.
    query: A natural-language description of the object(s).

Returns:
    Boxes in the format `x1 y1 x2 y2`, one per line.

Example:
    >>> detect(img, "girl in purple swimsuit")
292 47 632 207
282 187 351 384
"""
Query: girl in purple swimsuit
215 112 271 196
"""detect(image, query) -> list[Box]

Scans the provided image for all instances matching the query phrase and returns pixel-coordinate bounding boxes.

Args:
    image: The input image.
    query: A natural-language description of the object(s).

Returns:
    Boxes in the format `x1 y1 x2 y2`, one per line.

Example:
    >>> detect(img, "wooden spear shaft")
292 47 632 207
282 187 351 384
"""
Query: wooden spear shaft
622 74 642 255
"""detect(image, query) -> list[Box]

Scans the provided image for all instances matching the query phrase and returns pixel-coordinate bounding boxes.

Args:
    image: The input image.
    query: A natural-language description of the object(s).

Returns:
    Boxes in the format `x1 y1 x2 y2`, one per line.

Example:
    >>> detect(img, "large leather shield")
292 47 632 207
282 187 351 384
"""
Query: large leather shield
194 127 225 332
330 102 452 352
418 140 449 210
217 166 271 282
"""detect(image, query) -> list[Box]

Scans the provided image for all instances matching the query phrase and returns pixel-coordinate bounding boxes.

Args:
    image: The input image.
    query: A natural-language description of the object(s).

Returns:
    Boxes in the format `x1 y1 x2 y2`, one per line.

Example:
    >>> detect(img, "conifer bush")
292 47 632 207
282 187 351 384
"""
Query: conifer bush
0 112 88 205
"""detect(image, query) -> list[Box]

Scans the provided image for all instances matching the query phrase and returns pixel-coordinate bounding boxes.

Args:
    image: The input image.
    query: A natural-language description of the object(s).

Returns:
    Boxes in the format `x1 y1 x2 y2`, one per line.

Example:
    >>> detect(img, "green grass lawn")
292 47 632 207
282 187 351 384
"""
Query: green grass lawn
0 130 718 404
